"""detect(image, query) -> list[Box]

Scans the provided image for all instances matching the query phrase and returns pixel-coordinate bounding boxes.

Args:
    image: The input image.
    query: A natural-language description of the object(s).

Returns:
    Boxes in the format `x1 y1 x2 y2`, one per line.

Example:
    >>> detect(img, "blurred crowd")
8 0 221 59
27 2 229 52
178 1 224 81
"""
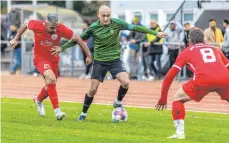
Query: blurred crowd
114 17 228 81
2 9 229 81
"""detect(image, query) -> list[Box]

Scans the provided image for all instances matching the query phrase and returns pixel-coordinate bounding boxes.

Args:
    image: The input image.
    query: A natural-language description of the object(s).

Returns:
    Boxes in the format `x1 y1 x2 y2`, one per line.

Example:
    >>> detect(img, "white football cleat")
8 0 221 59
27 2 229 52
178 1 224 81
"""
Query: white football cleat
167 133 185 139
54 108 66 120
33 97 45 117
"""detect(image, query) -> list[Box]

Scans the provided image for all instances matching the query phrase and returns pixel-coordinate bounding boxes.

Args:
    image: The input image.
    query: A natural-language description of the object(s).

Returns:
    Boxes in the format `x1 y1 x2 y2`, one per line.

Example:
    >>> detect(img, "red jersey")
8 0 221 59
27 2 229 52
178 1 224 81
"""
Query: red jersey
159 43 229 104
28 20 74 62
174 43 229 86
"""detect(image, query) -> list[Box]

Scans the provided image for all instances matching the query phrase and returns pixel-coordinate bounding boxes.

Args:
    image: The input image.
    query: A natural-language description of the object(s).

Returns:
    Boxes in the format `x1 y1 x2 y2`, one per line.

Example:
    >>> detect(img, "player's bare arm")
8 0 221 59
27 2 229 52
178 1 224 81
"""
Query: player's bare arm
10 22 28 49
74 35 93 65
51 35 92 65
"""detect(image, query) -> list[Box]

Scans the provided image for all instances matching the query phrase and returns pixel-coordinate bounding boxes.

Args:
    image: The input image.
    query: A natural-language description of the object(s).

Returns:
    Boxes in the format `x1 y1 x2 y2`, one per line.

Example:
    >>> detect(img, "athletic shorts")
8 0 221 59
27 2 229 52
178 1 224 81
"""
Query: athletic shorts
182 80 229 102
91 59 126 82
33 59 59 78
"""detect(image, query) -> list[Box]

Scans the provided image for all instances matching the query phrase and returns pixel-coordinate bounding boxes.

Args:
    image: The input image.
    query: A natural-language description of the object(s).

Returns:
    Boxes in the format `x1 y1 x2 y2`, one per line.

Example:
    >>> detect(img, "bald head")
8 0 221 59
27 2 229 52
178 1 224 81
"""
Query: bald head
97 5 111 25
98 5 111 13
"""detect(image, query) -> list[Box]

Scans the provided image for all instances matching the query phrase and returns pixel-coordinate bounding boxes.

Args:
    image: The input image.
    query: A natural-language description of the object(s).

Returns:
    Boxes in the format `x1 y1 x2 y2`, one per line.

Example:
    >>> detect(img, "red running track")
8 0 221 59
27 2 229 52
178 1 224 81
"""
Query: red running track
1 75 229 113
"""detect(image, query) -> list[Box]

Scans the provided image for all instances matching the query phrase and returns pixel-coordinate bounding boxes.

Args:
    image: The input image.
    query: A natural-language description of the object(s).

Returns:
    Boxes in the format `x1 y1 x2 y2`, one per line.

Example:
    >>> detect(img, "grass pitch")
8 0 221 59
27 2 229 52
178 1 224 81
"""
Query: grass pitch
1 98 229 143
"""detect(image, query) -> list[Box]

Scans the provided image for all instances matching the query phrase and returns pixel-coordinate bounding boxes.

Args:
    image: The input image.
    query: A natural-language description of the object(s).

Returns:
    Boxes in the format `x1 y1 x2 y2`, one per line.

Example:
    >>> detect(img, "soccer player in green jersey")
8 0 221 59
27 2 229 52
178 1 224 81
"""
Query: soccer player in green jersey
52 5 167 120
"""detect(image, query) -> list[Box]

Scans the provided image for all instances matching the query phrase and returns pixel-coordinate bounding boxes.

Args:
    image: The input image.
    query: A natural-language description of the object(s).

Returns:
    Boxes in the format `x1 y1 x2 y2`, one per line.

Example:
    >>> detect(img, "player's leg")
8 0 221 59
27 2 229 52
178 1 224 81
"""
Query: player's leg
36 76 48 102
114 72 129 108
216 87 229 103
78 79 100 121
168 80 209 139
43 69 65 120
109 59 129 108
33 61 49 117
33 81 48 117
168 87 191 139
78 61 107 120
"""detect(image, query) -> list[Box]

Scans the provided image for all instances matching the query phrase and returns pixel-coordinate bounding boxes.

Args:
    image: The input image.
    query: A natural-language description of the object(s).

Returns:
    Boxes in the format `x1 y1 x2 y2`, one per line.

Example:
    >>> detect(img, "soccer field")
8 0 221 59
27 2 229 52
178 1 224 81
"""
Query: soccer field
1 98 229 143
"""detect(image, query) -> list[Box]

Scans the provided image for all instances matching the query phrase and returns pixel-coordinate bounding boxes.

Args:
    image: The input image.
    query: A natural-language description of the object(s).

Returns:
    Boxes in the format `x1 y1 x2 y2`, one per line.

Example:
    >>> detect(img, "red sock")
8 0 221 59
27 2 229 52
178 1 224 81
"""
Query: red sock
47 84 59 109
37 87 48 102
172 101 185 120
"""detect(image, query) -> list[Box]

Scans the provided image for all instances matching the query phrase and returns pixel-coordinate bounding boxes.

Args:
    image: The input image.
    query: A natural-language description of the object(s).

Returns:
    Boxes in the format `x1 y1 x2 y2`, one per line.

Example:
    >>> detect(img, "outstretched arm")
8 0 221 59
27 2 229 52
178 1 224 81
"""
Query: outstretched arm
73 35 92 57
52 34 92 65
132 25 158 36
60 24 92 52
51 24 93 64
155 52 187 111
115 18 166 38
159 67 180 104
60 35 92 65
10 22 28 48
61 39 77 52
60 35 91 57
154 66 180 111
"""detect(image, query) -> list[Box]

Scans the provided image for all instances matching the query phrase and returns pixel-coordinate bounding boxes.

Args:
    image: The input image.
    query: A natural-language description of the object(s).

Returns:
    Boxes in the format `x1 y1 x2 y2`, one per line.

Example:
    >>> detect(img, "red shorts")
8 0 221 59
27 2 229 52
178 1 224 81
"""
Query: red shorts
182 80 229 102
33 59 59 78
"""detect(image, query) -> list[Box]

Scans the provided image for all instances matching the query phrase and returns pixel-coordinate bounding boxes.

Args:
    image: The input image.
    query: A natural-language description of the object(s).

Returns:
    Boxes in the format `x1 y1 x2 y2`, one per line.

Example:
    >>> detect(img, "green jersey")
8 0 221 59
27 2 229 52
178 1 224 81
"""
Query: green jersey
61 19 158 60
80 18 132 61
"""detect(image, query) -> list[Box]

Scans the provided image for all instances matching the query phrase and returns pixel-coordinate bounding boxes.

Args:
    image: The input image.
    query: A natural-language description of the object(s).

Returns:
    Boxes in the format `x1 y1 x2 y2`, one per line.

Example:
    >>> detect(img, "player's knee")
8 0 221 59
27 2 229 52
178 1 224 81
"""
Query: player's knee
121 80 129 89
43 70 56 84
45 74 56 84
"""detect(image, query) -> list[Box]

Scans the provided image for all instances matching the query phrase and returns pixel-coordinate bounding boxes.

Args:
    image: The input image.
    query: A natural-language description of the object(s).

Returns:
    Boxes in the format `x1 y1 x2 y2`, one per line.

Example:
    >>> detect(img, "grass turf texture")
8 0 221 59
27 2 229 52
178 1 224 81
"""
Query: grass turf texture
1 98 229 143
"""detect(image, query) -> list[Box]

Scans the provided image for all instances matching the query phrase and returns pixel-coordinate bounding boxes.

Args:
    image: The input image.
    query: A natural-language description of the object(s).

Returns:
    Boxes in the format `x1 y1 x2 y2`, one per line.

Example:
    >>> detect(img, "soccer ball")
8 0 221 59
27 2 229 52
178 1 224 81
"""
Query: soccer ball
112 107 128 123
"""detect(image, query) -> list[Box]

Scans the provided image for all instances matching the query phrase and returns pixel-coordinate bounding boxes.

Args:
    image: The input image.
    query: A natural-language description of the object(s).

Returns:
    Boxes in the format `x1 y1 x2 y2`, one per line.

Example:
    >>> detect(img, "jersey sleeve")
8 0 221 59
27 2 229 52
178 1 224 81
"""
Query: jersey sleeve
27 20 38 31
158 50 188 104
112 18 134 31
112 18 157 35
158 67 180 104
61 24 74 40
80 25 94 40
172 51 187 70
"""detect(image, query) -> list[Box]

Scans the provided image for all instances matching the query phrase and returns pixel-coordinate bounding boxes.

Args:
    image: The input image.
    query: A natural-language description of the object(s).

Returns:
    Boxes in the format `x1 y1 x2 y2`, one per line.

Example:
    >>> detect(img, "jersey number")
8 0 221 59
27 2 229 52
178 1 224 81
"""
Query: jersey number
200 48 216 63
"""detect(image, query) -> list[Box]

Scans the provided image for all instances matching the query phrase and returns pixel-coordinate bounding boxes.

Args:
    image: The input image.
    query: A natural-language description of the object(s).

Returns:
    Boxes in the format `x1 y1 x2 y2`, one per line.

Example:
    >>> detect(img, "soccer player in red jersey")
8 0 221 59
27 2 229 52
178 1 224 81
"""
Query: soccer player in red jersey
10 13 92 120
155 27 229 139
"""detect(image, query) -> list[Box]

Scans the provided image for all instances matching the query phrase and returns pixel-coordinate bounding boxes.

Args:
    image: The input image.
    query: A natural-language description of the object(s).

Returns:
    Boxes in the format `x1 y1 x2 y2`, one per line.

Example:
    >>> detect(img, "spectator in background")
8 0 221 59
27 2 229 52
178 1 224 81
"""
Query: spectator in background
165 21 183 69
127 17 145 79
120 30 130 74
8 25 21 75
8 8 21 28
183 23 193 77
222 19 229 59
204 19 224 49
1 35 7 53
222 19 229 37
1 17 8 53
143 20 163 80
183 23 191 47
27 44 40 77
7 8 21 38
79 21 94 79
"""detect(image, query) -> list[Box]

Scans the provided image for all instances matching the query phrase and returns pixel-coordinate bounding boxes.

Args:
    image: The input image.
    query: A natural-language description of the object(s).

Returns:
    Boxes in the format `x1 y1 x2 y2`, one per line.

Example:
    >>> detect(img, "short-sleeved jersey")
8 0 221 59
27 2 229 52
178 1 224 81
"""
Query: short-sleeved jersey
80 18 133 61
28 20 74 62
173 43 229 86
